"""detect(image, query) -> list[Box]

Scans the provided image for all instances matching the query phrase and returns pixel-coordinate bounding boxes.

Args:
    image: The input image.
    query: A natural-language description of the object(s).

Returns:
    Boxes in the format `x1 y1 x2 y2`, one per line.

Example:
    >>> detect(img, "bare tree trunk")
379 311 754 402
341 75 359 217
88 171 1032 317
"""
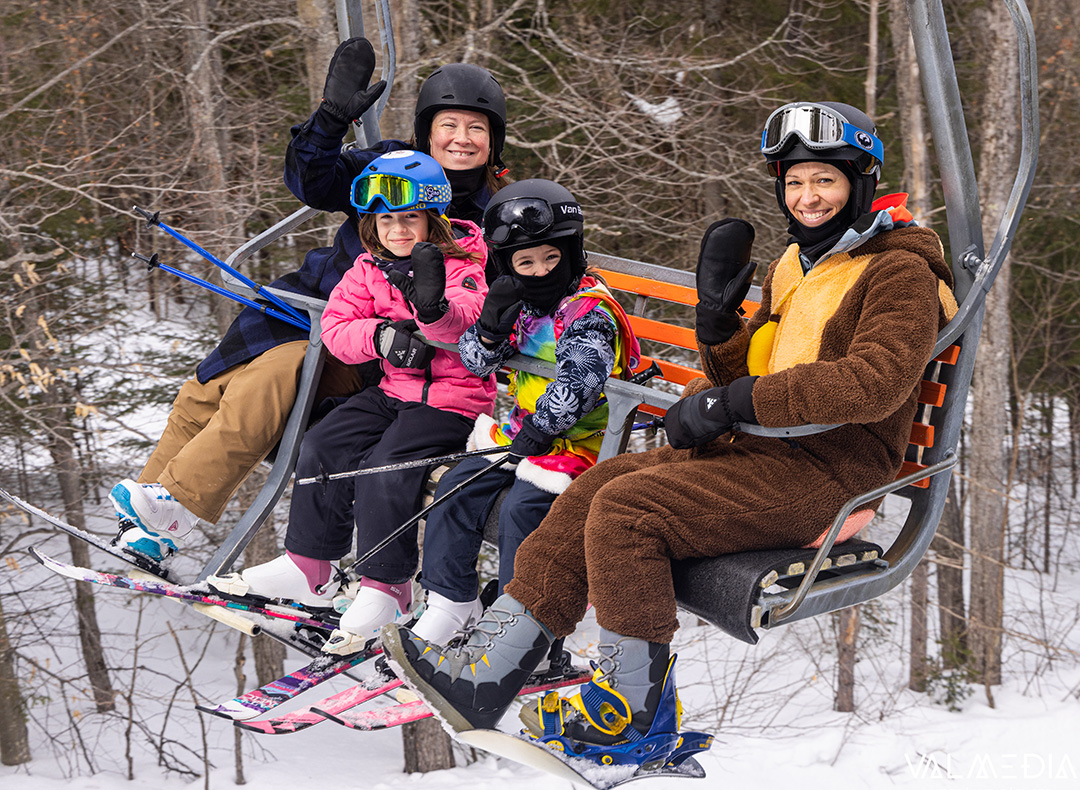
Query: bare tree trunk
888 0 932 225
834 605 860 712
47 410 116 713
385 0 422 142
0 594 32 766
403 716 456 773
933 475 968 668
864 0 879 117
297 0 338 108
183 0 235 335
237 472 285 685
908 559 929 691
968 1 1019 689
233 634 247 785
1043 397 1053 574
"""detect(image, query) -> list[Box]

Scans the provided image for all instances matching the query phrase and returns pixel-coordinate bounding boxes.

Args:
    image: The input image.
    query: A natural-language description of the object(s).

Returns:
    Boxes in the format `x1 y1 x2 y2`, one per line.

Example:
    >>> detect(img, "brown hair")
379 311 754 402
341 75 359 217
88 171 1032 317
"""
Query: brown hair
358 209 479 264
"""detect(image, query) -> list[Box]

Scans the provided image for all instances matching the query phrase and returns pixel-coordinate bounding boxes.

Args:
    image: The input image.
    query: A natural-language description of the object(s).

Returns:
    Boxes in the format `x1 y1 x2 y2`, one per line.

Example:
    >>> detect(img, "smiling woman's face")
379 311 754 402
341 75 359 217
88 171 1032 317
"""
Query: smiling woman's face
783 161 852 228
428 109 491 171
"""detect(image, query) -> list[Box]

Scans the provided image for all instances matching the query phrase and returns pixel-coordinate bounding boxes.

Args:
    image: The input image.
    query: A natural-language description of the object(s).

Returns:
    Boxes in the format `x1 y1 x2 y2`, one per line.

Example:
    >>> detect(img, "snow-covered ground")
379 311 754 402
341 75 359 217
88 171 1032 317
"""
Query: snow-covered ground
2 509 1077 790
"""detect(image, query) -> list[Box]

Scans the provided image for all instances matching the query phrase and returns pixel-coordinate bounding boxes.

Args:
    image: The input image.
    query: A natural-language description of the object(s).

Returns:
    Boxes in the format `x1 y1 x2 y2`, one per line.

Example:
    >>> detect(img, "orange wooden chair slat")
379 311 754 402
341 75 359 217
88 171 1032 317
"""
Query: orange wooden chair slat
934 344 961 365
919 380 947 407
627 316 698 349
598 270 699 306
909 422 934 447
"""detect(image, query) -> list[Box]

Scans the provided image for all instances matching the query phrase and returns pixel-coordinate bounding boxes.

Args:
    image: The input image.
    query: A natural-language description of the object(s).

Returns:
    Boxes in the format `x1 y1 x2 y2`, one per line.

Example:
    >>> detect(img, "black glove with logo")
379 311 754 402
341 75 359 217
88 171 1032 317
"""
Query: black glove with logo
478 276 526 345
318 38 387 133
695 218 757 345
664 376 758 449
375 319 436 369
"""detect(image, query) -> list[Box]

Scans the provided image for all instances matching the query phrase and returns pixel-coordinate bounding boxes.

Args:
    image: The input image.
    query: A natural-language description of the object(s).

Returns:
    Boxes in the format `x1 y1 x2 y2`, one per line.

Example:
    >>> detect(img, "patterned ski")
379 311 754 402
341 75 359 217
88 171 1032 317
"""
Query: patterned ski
236 673 403 735
196 647 379 721
1 486 173 580
29 547 338 631
321 670 592 731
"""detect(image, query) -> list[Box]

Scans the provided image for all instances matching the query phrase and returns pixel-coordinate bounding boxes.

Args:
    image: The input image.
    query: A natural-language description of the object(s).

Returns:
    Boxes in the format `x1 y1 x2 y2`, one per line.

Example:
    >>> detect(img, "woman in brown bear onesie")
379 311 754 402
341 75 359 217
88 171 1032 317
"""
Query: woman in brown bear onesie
383 101 959 770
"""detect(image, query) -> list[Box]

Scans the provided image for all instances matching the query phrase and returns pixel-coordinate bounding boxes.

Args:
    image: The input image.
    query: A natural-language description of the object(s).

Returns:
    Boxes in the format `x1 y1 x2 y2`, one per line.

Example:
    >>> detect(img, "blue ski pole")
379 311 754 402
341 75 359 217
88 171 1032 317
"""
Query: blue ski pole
133 252 311 331
132 206 311 328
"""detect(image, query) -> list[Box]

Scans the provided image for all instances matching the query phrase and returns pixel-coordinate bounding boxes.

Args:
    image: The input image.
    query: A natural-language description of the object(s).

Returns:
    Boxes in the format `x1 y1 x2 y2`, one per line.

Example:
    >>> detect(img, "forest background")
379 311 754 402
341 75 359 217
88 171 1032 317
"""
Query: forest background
1 0 1078 785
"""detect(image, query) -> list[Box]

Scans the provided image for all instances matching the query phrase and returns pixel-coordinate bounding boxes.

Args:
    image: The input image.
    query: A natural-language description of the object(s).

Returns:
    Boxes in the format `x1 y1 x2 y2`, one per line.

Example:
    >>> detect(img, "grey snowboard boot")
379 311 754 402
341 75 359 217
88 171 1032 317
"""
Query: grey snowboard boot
381 593 554 731
559 627 670 743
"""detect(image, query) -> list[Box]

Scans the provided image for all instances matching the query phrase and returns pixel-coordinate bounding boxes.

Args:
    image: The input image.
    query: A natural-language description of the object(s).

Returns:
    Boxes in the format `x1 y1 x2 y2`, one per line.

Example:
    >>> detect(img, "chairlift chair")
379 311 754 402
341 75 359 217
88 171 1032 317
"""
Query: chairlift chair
196 0 1040 655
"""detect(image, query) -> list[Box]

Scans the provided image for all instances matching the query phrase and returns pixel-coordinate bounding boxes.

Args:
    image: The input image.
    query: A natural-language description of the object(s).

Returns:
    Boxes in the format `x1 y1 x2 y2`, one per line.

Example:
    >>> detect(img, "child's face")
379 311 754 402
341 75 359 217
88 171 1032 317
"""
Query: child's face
376 211 430 258
510 244 561 277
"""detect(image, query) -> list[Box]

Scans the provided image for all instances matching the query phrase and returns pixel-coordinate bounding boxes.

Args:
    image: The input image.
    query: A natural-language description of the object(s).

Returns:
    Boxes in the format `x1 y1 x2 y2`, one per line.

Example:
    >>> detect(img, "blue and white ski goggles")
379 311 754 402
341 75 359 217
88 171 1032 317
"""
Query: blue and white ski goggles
761 103 884 176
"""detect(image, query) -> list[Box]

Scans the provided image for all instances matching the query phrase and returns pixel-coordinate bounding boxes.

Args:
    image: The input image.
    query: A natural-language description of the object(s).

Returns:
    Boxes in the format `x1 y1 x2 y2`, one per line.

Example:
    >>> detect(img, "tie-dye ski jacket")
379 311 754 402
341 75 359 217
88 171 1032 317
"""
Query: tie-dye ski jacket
458 275 640 493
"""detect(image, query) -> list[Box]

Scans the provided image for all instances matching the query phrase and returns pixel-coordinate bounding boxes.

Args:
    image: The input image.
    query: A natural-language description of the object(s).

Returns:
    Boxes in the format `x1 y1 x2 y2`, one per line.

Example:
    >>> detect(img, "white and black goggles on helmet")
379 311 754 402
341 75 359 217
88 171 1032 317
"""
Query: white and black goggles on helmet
761 102 884 177
483 198 582 246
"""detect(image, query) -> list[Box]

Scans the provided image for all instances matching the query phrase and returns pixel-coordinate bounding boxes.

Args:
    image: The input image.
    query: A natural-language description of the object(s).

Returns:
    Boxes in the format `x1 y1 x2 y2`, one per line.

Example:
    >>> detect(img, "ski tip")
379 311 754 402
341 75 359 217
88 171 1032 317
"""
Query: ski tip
195 702 261 722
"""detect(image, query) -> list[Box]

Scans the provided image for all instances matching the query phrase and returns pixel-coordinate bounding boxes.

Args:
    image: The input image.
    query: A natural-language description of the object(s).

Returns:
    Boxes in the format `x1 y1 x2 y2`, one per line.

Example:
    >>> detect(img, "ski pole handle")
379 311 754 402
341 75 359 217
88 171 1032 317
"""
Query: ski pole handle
134 252 311 332
132 206 311 328
327 455 512 590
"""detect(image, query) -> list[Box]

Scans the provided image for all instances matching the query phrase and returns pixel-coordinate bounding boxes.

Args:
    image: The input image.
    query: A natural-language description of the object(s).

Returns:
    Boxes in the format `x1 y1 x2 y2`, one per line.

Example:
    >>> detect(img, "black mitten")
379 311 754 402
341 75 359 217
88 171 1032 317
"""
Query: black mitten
410 242 448 323
664 376 757 449
695 218 757 345
375 319 436 369
478 276 526 344
320 38 386 128
506 416 556 463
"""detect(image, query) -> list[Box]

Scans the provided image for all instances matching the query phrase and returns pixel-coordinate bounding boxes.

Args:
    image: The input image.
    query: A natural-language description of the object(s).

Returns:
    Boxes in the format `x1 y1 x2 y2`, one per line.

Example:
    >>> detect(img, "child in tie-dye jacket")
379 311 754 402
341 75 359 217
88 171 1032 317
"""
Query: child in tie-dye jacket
410 179 640 646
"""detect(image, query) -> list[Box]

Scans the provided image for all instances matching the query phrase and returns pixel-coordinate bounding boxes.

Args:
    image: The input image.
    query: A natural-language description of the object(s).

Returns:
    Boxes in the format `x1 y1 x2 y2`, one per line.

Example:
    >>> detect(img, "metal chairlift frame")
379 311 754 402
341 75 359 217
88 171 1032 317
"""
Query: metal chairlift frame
196 0 1039 647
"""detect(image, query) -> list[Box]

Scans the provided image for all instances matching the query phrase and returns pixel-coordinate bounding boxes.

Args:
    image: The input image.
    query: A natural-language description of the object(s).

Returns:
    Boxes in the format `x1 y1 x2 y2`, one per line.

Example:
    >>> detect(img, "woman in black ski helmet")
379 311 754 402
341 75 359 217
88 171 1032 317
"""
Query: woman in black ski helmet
412 63 511 225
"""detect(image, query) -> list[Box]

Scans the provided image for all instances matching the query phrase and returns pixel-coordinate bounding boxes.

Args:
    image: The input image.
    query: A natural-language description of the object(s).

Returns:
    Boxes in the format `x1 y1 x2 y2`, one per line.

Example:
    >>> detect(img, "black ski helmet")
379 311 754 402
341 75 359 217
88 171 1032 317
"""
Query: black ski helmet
482 179 586 278
762 101 883 217
414 64 507 171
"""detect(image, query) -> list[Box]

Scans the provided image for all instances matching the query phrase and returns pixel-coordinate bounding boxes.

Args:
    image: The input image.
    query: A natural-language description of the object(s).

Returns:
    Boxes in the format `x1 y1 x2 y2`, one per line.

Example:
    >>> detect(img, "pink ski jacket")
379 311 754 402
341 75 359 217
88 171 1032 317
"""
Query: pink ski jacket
321 219 496 419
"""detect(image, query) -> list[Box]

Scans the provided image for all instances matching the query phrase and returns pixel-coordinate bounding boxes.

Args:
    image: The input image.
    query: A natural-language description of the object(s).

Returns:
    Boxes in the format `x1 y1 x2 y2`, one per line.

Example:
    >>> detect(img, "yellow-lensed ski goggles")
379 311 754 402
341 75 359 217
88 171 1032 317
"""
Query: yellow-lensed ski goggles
350 173 452 213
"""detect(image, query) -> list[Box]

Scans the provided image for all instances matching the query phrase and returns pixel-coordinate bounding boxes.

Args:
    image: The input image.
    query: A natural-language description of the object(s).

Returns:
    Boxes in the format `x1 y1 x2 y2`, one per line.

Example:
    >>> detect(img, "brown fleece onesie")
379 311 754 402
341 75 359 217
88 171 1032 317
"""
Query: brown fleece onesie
505 225 956 644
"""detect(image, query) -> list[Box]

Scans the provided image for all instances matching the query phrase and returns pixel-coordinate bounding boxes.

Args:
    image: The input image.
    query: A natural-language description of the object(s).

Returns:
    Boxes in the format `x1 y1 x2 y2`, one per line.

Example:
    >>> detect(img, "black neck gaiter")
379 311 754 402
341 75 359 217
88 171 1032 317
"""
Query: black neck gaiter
786 201 859 268
446 166 485 198
513 255 576 314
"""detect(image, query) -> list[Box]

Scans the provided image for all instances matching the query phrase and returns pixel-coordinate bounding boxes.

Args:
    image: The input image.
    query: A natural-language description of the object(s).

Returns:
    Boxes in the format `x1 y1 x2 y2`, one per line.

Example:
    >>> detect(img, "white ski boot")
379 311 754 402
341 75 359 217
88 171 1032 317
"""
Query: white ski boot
409 591 482 646
110 479 199 563
323 578 414 655
236 553 341 608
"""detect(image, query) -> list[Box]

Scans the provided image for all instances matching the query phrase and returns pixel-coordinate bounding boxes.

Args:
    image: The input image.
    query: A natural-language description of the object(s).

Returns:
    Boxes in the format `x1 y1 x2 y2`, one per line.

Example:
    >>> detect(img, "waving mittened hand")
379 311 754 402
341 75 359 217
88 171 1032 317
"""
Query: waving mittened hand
478 276 526 345
409 242 449 323
695 218 757 345
319 38 387 131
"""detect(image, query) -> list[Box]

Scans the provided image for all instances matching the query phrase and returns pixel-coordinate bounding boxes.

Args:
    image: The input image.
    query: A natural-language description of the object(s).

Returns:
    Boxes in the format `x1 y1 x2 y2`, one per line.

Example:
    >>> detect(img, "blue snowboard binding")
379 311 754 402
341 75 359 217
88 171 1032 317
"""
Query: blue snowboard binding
522 654 714 771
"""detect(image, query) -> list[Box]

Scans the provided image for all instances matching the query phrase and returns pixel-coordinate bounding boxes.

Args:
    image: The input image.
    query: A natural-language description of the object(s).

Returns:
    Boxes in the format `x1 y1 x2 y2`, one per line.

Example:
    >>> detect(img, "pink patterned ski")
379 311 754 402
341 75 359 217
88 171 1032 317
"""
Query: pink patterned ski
322 670 592 731
196 647 378 721
236 674 403 735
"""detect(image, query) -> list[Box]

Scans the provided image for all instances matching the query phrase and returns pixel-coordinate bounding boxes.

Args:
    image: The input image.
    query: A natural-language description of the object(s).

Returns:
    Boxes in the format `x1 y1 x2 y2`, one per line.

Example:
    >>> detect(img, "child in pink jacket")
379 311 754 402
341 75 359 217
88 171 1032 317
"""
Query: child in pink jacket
232 151 495 650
